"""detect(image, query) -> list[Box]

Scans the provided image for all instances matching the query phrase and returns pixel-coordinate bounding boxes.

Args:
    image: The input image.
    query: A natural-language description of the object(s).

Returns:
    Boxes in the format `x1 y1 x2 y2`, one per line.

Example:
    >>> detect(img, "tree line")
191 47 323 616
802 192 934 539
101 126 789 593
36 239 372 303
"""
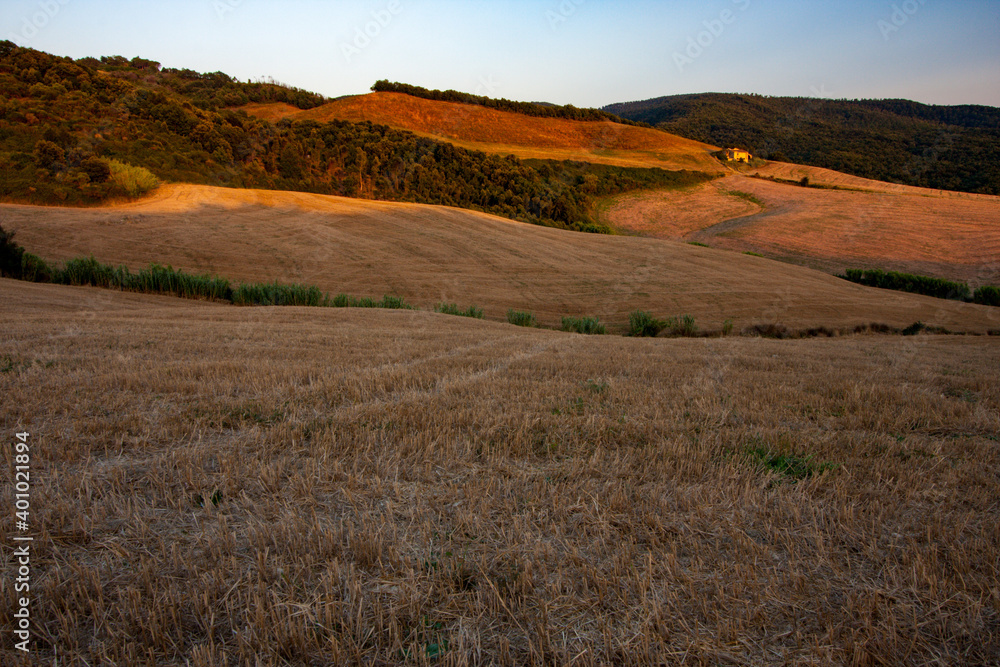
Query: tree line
371 80 649 127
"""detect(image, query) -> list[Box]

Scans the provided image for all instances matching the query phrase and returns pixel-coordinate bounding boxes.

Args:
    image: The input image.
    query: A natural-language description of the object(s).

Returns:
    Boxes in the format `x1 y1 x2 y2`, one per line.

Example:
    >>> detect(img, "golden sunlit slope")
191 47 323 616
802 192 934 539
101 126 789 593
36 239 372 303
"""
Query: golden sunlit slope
241 93 725 172
601 173 1000 285
4 184 998 333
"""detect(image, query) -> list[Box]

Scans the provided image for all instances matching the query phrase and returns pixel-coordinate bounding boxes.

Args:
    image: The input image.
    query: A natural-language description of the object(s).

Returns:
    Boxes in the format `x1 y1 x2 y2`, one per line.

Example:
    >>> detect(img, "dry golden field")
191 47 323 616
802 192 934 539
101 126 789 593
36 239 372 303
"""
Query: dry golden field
600 173 1000 286
240 94 726 173
1 279 998 665
3 184 999 334
238 94 1000 287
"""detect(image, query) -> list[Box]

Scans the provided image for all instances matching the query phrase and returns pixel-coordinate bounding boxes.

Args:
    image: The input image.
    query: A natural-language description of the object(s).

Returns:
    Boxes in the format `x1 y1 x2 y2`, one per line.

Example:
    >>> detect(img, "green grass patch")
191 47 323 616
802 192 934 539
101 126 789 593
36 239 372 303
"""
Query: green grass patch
561 316 606 335
332 294 413 309
743 444 838 481
687 241 710 248
506 309 537 327
724 189 765 208
434 302 485 319
231 281 325 307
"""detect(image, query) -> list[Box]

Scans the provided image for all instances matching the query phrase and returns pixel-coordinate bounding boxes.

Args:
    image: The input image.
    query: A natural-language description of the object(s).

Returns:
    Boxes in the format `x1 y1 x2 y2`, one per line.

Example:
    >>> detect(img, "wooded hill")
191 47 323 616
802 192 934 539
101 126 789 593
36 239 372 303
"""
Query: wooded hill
0 42 709 232
605 93 1000 195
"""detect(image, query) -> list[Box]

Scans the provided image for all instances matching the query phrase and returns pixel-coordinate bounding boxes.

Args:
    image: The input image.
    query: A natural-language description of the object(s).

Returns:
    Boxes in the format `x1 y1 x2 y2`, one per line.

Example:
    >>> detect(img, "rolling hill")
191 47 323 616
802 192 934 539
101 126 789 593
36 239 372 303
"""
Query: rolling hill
239 92 725 172
604 93 1000 195
600 170 1000 286
3 184 998 334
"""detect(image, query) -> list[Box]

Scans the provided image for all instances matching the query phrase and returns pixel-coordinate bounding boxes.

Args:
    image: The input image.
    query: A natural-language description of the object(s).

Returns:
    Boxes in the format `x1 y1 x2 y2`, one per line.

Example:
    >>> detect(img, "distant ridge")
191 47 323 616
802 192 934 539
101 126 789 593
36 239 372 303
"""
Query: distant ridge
371 80 648 126
604 93 1000 195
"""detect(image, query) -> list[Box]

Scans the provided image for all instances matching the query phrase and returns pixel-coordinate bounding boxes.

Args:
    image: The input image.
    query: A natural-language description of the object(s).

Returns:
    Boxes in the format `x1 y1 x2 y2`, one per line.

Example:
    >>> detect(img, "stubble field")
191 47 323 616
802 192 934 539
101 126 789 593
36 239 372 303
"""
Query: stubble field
4 184 999 335
601 173 1000 285
1 279 998 665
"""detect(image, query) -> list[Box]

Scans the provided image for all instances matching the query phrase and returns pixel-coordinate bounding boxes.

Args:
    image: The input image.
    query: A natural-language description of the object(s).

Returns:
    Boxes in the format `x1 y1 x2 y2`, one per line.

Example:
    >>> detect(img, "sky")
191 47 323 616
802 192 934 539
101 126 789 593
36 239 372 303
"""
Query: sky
3 0 999 108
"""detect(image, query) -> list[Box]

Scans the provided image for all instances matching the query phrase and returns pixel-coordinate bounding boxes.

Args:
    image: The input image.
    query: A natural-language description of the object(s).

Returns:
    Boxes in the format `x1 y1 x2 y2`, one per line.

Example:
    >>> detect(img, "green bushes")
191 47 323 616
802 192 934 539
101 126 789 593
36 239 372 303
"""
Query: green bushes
628 310 665 337
232 281 324 306
507 309 537 327
560 316 605 335
974 285 1000 307
0 225 25 278
627 311 698 337
841 268 971 301
332 294 413 309
107 159 160 197
840 268 1000 307
435 303 484 319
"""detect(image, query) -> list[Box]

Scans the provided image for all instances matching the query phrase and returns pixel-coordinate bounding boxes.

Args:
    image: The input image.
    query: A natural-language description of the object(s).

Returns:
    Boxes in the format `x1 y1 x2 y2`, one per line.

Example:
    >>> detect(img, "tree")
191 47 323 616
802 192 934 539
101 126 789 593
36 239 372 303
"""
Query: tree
33 140 65 170
80 156 111 183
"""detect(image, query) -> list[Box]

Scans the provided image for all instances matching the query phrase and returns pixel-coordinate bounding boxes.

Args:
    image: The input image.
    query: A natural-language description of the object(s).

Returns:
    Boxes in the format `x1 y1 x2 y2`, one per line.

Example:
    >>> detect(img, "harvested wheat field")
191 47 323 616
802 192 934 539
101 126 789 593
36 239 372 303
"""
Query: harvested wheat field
240 93 725 172
4 184 999 334
1 279 999 665
601 174 1000 286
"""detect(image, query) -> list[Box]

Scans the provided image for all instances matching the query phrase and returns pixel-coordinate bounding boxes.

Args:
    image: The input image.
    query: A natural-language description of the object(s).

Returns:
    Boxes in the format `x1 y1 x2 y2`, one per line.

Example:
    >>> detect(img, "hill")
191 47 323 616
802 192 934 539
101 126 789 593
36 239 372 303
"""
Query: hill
3 184 998 333
604 93 1000 195
0 42 708 233
239 92 725 173
599 171 1000 286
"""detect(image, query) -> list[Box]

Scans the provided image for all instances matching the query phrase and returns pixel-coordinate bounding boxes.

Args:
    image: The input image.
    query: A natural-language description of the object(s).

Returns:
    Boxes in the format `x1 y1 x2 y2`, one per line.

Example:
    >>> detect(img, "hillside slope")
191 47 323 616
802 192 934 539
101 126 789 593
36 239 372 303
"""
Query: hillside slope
241 92 725 172
604 93 1000 194
3 184 998 333
600 171 1000 285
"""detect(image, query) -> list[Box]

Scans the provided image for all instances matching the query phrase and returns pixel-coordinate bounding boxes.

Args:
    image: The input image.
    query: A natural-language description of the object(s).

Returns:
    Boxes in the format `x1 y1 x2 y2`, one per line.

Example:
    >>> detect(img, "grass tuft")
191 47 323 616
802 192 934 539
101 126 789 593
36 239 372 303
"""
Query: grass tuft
506 309 537 327
561 316 606 335
435 302 485 319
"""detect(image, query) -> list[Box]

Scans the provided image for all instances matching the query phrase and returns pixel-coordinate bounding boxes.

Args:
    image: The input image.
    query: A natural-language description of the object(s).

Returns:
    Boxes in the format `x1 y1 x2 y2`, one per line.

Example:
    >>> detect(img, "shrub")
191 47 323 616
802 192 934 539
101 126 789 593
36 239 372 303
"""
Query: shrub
330 293 412 309
20 253 56 282
743 323 791 339
902 321 925 336
973 285 1000 307
667 314 698 337
561 316 605 335
0 224 25 278
507 309 536 327
33 140 64 170
232 281 325 306
628 310 666 337
108 159 160 197
80 156 112 183
722 319 734 336
435 303 484 319
841 268 971 301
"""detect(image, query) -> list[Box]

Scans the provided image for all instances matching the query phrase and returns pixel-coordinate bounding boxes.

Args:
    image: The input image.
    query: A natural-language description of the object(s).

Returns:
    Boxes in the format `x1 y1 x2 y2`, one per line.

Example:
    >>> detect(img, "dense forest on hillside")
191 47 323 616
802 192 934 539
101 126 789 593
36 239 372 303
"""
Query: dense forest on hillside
0 42 709 232
605 94 1000 194
372 80 649 126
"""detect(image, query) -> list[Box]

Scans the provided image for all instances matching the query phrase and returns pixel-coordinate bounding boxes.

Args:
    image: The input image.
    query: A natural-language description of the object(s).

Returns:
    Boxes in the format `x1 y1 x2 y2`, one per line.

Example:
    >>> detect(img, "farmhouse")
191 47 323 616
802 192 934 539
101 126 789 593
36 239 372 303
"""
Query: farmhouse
724 148 751 162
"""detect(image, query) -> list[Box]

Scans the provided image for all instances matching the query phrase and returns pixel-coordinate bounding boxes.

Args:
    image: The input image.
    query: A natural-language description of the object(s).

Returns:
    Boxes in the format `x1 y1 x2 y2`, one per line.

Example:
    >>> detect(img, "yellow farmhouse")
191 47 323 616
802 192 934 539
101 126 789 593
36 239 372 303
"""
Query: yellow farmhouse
724 148 752 162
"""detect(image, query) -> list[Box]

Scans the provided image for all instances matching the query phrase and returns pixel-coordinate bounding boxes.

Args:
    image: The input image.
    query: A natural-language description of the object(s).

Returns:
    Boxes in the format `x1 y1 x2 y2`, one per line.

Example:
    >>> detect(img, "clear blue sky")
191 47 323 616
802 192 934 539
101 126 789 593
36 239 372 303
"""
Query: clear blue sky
3 0 998 107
